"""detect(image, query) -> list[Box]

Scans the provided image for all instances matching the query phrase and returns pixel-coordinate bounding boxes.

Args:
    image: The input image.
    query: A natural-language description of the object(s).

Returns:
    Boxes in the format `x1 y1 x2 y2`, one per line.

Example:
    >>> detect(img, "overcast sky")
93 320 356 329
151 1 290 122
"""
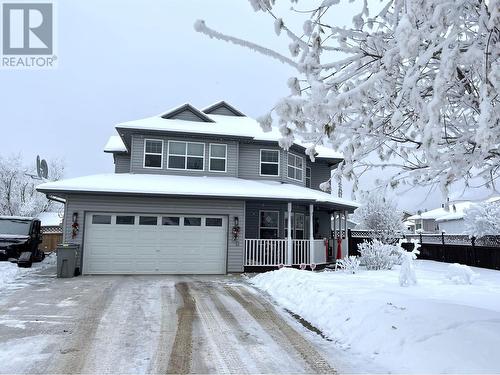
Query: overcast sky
0 0 494 212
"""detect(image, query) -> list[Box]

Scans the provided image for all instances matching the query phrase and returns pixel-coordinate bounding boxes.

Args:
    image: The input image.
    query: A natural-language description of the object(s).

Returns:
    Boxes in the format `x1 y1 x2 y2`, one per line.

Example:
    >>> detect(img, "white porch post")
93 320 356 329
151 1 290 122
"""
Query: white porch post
309 204 314 264
287 202 293 265
344 210 349 257
332 210 337 238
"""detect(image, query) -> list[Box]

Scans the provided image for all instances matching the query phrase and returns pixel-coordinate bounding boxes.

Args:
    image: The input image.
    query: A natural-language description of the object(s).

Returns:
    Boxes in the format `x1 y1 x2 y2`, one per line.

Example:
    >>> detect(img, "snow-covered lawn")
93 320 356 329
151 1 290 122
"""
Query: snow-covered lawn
251 260 500 373
0 254 56 292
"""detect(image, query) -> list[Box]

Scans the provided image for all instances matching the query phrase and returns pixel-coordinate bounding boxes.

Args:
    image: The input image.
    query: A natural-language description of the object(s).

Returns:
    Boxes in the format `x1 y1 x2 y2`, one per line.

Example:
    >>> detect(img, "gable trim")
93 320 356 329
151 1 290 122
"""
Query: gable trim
161 103 215 123
202 101 246 117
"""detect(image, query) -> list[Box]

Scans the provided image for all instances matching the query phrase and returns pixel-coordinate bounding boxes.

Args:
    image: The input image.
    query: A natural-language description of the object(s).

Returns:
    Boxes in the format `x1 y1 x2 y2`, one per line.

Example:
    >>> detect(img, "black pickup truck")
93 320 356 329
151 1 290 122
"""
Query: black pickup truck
0 216 45 264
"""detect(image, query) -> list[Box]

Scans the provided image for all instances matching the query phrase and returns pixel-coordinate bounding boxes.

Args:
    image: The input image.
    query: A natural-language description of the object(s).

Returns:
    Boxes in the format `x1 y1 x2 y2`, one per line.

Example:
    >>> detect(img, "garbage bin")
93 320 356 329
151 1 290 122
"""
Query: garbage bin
56 243 79 278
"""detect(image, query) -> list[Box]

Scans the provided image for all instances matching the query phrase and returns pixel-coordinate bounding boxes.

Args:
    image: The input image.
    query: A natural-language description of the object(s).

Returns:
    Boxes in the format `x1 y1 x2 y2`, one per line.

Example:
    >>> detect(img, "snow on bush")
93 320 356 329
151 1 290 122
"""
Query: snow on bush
464 200 500 238
336 256 360 274
352 192 405 242
358 239 403 270
446 263 479 285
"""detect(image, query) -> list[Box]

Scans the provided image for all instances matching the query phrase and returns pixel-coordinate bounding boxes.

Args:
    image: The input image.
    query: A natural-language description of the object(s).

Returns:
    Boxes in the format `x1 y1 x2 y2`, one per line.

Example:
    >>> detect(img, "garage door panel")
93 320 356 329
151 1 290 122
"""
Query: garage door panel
83 213 227 274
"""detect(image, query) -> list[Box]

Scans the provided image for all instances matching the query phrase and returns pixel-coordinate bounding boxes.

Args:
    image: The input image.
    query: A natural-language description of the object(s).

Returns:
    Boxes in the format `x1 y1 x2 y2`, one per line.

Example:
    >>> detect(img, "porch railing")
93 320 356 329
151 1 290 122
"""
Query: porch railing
244 239 327 266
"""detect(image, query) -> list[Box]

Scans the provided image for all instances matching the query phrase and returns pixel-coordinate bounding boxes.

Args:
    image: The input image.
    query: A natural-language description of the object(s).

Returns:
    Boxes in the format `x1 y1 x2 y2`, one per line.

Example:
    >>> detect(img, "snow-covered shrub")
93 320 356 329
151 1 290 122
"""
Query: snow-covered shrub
399 248 420 287
446 263 479 285
352 192 405 243
358 239 404 270
464 201 500 238
337 256 360 274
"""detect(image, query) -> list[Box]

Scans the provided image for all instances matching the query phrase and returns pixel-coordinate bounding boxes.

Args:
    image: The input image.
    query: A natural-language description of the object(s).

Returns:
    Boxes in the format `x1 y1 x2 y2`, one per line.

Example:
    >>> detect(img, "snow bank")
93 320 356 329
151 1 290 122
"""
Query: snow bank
0 254 55 292
446 263 478 285
251 261 500 373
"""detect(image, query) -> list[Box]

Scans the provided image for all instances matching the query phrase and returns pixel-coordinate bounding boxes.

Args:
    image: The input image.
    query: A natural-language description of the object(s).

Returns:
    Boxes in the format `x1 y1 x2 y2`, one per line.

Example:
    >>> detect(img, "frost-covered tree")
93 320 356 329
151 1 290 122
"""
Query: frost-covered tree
463 200 500 237
352 192 405 240
196 0 500 196
0 154 64 217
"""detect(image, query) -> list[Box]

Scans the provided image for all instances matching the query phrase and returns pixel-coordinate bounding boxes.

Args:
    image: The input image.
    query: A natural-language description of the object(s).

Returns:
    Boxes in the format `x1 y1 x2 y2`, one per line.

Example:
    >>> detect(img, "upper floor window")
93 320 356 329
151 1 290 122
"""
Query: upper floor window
287 153 303 181
144 139 163 169
209 144 227 172
168 141 204 170
305 167 311 188
260 149 280 176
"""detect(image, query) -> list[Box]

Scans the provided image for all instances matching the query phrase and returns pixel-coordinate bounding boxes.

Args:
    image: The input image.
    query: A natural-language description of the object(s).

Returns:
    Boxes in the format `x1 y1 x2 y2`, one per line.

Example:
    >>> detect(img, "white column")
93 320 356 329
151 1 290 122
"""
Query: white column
343 210 349 257
332 211 337 238
309 204 314 264
287 202 293 265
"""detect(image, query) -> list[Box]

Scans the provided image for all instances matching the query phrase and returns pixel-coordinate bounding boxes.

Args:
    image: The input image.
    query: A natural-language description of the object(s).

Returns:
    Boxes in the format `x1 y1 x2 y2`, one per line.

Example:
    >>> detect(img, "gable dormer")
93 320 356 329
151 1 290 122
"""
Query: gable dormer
202 101 246 117
161 103 215 122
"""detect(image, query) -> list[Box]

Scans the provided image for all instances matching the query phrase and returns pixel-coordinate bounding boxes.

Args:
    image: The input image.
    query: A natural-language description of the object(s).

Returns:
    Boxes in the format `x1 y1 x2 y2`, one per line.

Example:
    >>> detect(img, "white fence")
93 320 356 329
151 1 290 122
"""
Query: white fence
244 239 327 266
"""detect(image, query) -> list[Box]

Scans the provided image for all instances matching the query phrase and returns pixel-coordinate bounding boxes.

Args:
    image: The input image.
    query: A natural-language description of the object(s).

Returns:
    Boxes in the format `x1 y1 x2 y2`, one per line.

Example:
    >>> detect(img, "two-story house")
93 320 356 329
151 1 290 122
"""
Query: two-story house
38 101 359 275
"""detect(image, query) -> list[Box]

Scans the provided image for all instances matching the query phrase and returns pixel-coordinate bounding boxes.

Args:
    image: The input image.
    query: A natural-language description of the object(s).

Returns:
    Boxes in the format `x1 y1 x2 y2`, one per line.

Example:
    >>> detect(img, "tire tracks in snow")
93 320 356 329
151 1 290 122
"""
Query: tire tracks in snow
225 285 337 374
190 282 248 374
165 282 195 374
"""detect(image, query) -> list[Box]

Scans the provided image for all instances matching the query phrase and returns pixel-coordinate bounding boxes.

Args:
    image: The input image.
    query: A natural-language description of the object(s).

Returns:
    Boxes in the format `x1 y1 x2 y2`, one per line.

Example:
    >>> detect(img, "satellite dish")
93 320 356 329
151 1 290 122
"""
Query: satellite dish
36 155 49 179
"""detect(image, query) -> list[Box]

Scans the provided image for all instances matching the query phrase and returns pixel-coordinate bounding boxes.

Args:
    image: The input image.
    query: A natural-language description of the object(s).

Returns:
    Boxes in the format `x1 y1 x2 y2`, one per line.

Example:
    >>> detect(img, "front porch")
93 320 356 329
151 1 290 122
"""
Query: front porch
243 200 352 269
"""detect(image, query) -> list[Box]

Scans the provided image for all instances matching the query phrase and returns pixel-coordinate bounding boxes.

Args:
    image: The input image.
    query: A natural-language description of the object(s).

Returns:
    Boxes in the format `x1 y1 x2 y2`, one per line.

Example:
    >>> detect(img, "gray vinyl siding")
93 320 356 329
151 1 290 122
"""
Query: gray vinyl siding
309 161 332 191
114 154 131 173
238 143 312 187
207 107 239 116
170 108 210 122
62 194 245 273
238 143 283 182
130 134 238 177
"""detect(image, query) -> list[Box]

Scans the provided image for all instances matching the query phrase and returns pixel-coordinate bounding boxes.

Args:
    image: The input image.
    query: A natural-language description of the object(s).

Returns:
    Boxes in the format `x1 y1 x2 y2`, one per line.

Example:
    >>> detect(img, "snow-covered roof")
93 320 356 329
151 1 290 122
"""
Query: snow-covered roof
37 174 359 209
0 216 34 221
408 201 473 222
36 212 63 227
114 106 343 160
104 135 127 153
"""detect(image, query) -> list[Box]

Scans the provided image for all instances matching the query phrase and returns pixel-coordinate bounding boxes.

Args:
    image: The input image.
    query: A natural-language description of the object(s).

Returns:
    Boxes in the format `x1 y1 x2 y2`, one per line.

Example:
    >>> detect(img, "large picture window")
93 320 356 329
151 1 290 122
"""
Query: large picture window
260 149 280 176
144 139 163 169
168 141 205 170
287 153 303 181
259 211 279 239
209 144 227 172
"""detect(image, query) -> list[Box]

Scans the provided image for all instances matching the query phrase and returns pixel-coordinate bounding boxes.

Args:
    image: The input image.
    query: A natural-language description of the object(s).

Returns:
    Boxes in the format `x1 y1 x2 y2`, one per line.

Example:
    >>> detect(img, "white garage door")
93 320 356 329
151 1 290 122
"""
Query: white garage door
83 213 227 274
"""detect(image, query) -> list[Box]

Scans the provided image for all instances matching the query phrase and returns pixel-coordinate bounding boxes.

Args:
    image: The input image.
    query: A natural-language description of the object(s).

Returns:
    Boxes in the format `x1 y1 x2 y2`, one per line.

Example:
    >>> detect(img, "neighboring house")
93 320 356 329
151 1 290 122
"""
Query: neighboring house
36 211 63 252
408 197 499 234
37 101 359 275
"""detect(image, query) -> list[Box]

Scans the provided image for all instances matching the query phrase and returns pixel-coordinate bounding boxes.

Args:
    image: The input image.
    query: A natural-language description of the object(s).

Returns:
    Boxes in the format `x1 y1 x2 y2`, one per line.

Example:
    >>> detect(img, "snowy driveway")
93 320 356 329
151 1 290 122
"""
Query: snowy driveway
0 267 336 374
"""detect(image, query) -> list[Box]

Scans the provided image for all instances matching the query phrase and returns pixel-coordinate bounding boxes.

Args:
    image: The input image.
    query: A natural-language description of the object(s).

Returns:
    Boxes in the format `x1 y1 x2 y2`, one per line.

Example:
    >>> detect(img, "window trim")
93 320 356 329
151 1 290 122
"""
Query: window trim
208 143 227 173
259 149 280 177
305 166 312 188
258 210 280 239
167 140 206 171
143 139 164 169
287 153 304 182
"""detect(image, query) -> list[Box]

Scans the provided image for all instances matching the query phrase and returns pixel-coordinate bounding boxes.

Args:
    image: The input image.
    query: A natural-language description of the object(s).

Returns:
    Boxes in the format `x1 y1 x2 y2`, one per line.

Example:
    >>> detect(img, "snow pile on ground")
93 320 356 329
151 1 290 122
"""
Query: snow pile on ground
446 263 478 285
251 261 500 373
0 254 55 292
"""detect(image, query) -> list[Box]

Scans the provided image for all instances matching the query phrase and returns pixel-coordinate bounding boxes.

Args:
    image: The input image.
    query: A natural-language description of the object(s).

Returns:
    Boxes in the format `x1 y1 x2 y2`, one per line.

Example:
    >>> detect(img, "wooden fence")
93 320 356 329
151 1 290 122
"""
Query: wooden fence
347 229 500 270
